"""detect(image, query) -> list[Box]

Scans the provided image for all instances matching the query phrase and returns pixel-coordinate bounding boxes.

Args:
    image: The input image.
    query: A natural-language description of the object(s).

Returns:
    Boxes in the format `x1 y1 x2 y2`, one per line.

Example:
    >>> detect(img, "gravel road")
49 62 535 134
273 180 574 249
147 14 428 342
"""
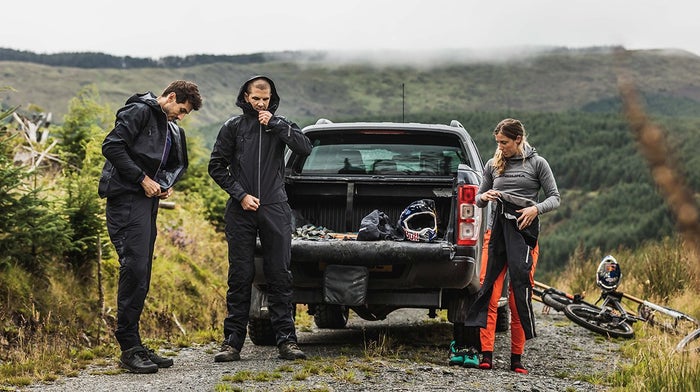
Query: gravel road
25 302 623 391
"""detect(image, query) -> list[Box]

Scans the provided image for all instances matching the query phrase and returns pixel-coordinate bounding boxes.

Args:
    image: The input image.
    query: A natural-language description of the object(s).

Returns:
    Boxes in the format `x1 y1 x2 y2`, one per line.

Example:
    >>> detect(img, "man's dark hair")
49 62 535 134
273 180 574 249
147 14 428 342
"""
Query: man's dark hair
162 80 202 110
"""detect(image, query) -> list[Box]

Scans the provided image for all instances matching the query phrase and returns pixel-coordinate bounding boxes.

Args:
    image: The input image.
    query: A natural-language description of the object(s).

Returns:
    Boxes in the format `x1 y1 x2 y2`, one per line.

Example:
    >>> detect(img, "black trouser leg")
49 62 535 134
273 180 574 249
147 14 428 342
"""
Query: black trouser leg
222 201 257 350
502 220 537 339
107 193 159 351
257 202 297 346
465 215 507 329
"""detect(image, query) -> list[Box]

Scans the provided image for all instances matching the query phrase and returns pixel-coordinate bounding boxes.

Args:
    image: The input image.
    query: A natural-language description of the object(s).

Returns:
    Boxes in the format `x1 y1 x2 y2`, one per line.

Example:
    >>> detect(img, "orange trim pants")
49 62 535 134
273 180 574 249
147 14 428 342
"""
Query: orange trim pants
478 229 539 354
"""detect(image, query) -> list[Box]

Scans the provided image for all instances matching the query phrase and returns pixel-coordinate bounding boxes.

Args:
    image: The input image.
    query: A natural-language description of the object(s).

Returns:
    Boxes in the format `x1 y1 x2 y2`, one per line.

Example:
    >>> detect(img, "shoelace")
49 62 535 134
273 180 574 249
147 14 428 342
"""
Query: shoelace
135 349 151 361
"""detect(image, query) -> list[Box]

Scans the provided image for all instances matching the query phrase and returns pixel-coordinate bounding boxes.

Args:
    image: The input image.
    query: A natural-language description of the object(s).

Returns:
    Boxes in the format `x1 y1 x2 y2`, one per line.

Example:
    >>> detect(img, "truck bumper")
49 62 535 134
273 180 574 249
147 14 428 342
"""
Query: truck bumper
254 240 479 309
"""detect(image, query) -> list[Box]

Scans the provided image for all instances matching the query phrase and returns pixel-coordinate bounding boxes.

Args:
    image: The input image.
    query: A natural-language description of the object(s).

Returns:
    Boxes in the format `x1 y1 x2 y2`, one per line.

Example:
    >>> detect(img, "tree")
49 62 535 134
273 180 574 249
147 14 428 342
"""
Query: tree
0 127 71 277
55 85 111 169
58 87 111 280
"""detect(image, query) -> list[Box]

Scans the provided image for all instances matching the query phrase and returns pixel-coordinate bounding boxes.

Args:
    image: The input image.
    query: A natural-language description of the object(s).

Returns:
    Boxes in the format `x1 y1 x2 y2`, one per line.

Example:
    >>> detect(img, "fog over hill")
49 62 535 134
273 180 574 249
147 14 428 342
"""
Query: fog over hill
2 46 700 134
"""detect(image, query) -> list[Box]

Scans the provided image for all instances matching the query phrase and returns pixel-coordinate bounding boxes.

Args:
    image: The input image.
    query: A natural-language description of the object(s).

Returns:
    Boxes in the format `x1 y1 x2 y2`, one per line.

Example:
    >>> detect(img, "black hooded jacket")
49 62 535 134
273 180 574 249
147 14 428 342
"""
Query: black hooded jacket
208 76 312 205
98 92 188 198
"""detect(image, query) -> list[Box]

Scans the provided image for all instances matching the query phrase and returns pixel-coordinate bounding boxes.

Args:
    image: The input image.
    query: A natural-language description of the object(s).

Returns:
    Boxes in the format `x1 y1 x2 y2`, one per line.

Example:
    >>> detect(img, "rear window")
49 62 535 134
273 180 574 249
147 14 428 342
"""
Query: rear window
299 131 468 176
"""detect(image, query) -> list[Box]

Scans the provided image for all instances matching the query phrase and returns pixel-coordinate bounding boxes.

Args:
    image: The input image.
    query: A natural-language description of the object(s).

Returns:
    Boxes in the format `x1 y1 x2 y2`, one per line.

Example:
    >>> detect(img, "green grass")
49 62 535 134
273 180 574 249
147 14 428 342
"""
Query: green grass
553 235 700 392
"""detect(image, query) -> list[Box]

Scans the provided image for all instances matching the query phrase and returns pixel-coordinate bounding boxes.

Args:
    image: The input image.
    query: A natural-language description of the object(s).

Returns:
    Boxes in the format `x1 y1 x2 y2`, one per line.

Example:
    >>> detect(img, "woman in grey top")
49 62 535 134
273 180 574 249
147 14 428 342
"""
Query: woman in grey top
466 118 560 374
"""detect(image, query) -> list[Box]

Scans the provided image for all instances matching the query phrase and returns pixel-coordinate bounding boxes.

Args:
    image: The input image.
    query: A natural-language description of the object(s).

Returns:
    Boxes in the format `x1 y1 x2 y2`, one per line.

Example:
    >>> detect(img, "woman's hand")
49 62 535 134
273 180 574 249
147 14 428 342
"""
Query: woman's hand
480 190 501 202
516 206 538 230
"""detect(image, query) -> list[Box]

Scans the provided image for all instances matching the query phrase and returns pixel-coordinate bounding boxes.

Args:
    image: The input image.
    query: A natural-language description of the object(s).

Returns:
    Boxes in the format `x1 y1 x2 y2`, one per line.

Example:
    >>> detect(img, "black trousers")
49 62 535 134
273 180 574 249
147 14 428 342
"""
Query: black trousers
222 200 297 350
106 193 159 351
465 212 537 340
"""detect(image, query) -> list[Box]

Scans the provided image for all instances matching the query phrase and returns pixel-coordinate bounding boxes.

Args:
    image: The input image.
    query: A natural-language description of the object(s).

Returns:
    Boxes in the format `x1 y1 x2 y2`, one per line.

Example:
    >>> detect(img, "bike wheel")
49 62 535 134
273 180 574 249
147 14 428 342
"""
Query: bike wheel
564 303 635 339
676 327 700 353
540 291 572 312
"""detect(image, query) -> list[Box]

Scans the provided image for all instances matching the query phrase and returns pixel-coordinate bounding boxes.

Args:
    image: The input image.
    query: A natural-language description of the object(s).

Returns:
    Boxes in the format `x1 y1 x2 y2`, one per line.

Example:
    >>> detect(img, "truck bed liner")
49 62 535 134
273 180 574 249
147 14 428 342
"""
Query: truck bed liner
289 238 454 265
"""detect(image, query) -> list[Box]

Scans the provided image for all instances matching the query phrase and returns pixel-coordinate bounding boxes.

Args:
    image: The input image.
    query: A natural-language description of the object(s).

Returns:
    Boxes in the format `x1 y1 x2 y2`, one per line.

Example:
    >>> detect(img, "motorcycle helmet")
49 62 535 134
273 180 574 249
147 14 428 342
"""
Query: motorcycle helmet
596 255 621 291
398 199 438 242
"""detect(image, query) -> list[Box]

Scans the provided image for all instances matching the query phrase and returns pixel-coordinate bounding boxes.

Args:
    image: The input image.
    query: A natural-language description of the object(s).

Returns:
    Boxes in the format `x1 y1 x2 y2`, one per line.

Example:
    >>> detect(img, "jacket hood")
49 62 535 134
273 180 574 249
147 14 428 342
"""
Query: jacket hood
508 144 537 162
235 75 281 116
125 91 160 110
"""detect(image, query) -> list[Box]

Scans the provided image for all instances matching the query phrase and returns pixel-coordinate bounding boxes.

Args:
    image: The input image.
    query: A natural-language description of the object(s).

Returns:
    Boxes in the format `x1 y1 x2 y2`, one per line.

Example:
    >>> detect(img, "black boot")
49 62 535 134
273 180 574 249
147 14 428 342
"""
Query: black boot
144 345 174 368
119 346 158 374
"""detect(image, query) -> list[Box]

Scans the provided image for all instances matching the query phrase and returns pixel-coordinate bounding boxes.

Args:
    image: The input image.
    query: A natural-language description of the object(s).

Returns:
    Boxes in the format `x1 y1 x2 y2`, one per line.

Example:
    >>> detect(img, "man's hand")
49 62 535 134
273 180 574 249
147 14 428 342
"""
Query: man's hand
158 188 173 199
141 176 161 198
241 194 260 211
258 110 273 126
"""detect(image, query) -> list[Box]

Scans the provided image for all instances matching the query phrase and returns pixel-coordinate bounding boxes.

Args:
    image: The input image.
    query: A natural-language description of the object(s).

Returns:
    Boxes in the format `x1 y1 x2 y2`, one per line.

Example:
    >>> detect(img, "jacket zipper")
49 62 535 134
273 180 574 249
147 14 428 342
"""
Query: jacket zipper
257 123 262 201
154 122 171 183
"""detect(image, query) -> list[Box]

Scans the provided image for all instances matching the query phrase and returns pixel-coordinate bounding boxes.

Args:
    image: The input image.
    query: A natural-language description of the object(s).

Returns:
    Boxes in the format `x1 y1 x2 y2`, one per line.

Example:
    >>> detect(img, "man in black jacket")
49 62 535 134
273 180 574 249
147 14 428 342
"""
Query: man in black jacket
99 80 202 373
208 75 312 361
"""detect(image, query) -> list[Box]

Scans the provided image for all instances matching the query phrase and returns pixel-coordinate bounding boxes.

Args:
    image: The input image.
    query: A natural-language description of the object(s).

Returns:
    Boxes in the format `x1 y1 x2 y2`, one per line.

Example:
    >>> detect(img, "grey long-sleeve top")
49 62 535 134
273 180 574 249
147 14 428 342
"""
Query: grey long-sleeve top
476 145 560 214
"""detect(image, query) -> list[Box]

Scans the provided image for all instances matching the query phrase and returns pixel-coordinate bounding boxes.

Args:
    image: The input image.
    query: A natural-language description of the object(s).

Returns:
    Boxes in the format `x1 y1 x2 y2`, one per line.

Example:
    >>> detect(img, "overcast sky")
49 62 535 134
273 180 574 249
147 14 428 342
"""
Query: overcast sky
2 0 699 59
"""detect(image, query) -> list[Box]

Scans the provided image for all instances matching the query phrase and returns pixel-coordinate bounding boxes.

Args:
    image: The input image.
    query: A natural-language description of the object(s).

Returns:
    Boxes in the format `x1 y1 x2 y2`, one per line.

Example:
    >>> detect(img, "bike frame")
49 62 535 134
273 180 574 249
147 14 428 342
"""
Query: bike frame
621 291 699 327
595 290 641 324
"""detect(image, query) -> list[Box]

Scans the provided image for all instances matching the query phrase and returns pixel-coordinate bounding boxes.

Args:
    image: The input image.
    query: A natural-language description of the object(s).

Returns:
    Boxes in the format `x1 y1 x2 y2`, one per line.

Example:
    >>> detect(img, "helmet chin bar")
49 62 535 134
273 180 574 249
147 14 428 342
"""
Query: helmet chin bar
399 201 438 242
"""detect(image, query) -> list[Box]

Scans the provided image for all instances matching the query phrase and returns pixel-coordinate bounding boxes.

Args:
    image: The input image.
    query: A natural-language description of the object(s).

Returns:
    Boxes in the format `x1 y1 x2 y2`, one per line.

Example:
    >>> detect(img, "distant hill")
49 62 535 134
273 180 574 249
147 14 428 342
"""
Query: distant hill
3 46 700 135
3 46 700 271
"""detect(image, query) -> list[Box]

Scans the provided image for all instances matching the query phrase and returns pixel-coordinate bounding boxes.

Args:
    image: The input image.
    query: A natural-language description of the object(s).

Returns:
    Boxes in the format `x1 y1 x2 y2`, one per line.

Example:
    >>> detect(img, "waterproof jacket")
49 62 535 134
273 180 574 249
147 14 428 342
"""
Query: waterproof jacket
208 76 312 205
98 92 188 198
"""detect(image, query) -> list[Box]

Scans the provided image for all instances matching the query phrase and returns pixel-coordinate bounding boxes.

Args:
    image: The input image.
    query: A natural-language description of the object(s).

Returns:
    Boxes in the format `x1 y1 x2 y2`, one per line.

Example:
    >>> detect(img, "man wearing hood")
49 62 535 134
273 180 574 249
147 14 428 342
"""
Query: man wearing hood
99 80 202 373
208 76 312 361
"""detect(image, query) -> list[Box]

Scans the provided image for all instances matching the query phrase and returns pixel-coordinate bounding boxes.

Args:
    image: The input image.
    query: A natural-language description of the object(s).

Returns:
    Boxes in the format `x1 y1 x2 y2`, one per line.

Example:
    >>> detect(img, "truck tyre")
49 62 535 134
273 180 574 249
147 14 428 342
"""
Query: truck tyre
248 317 276 346
496 305 510 332
314 304 350 329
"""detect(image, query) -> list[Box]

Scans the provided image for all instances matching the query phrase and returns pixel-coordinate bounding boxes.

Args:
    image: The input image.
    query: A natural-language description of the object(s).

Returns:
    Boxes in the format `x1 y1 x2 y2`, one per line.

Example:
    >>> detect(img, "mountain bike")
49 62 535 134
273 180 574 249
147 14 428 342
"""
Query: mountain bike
533 279 638 338
562 255 698 339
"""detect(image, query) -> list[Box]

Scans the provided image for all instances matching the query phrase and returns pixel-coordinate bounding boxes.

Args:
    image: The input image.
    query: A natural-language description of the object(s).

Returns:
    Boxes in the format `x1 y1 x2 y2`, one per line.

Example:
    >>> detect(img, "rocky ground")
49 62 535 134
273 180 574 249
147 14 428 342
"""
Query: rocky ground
24 302 624 391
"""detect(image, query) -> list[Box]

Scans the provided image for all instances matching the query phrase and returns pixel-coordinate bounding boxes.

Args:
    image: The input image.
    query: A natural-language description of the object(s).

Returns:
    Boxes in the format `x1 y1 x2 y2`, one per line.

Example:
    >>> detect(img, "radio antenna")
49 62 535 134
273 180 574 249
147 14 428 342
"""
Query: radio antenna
402 83 405 122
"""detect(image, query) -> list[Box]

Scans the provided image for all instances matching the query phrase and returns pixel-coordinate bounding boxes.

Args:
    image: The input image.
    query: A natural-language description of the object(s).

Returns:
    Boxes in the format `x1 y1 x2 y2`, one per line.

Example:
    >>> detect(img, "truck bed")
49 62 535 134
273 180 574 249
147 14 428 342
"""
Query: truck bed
287 178 456 234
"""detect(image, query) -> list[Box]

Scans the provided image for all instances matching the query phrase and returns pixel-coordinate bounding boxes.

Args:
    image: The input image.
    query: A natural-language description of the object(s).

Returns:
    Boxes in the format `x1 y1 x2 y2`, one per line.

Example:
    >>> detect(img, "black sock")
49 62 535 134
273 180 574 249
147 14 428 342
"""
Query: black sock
479 351 493 368
463 325 481 352
453 323 465 348
510 353 527 372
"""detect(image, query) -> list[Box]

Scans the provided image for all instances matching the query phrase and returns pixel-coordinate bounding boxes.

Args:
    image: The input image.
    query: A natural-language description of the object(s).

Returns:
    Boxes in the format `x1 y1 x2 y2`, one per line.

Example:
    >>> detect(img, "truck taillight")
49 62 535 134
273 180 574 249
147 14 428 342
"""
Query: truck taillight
457 184 480 246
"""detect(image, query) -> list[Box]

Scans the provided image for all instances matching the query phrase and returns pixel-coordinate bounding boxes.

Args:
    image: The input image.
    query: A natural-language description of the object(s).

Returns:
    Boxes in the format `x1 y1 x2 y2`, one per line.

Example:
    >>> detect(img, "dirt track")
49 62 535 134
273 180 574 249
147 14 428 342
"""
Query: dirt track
25 302 622 391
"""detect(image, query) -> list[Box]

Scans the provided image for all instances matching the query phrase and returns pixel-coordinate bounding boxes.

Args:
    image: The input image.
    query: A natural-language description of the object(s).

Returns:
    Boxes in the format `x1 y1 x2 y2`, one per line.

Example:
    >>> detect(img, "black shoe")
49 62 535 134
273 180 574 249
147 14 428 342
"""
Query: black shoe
120 346 158 374
278 341 306 360
144 345 174 368
214 343 240 362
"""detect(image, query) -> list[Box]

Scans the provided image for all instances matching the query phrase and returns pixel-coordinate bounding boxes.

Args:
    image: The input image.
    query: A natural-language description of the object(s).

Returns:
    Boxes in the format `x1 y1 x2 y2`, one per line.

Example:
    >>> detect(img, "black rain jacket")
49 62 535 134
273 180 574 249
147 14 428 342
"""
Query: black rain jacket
98 92 188 198
208 76 312 205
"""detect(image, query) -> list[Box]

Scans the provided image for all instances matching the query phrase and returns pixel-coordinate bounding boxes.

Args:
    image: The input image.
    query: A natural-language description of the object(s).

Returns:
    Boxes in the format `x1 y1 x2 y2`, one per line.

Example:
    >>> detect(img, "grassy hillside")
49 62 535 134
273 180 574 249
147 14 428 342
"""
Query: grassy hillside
4 47 700 270
3 47 700 136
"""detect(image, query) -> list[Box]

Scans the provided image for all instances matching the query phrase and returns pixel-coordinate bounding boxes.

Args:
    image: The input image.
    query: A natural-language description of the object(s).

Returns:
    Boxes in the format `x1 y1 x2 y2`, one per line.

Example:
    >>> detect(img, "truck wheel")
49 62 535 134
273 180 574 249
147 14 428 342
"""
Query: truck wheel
496 305 510 332
314 304 350 329
248 317 276 346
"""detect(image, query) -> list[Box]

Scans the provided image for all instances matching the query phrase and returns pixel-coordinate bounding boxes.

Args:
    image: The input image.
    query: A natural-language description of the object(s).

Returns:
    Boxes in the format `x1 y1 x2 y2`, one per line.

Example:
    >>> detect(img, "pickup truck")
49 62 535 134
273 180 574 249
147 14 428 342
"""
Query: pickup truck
249 119 501 344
